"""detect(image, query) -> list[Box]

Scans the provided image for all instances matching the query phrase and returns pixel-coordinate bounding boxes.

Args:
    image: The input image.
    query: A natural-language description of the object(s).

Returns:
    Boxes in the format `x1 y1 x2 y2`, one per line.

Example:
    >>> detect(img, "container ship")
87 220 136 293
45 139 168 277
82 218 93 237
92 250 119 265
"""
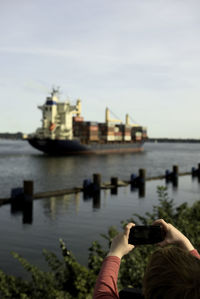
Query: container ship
28 89 147 155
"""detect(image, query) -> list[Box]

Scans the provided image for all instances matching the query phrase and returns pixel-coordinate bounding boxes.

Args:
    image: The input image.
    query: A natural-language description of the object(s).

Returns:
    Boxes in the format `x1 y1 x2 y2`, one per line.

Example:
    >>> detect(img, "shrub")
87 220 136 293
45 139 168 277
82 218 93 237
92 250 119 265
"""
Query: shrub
0 186 199 298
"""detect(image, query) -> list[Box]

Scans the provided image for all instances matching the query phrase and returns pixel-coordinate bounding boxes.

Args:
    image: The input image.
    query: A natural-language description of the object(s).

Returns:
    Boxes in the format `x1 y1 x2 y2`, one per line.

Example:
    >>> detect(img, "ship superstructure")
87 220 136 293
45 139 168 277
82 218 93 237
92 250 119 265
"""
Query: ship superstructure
35 89 81 140
28 89 147 155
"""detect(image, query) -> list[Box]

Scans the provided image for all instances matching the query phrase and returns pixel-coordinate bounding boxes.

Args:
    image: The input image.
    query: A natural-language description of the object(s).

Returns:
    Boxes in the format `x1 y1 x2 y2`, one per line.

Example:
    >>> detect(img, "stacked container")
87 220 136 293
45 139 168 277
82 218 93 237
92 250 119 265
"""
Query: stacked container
73 119 146 143
131 126 143 141
123 126 132 141
135 132 142 141
73 116 84 137
99 123 115 141
86 122 99 141
74 121 99 142
115 125 123 141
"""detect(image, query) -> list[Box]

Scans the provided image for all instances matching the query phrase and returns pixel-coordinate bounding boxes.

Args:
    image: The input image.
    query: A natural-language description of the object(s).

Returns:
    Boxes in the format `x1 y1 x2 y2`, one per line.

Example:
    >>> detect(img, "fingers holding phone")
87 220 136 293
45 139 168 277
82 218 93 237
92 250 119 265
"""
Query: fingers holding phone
107 223 135 259
153 219 194 251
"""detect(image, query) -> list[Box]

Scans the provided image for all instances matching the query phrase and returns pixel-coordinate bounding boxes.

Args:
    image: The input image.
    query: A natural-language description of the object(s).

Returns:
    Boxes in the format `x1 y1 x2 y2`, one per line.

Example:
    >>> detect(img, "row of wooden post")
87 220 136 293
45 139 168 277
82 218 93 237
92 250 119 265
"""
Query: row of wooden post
5 163 200 206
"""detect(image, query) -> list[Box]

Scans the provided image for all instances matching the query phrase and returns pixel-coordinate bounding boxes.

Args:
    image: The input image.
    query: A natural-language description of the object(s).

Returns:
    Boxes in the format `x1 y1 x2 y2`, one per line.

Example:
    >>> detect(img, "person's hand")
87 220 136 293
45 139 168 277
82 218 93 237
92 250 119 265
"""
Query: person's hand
107 223 135 259
153 219 194 251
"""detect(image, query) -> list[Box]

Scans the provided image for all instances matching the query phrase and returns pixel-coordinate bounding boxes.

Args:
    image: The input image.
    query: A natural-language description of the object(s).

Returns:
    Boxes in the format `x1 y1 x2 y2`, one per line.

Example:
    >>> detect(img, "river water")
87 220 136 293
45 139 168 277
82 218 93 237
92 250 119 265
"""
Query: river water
0 139 200 277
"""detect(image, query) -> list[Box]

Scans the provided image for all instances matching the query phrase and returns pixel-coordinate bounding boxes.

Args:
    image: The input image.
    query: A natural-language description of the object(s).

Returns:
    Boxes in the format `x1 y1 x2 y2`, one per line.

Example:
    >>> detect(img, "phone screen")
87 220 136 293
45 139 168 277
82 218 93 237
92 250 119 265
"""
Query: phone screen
128 225 165 245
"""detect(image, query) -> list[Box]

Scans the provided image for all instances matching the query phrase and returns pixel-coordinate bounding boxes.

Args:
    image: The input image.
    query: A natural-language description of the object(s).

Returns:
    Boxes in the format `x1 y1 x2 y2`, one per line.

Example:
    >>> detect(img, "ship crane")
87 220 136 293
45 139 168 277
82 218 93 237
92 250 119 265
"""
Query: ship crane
105 107 122 124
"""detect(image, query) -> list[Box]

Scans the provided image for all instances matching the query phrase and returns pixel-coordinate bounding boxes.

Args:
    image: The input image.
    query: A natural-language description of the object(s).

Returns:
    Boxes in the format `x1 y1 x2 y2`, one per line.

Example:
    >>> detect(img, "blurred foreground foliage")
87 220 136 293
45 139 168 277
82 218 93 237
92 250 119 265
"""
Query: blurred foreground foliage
0 186 200 298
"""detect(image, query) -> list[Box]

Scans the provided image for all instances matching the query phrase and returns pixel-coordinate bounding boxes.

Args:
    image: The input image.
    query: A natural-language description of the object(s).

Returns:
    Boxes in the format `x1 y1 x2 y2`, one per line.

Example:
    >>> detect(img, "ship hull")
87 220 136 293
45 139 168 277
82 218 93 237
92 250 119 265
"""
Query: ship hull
28 138 144 155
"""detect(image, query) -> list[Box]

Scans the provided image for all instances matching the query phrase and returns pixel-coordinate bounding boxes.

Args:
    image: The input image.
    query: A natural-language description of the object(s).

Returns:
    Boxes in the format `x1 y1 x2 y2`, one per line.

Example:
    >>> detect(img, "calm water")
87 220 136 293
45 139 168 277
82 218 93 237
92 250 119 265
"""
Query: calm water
0 139 200 277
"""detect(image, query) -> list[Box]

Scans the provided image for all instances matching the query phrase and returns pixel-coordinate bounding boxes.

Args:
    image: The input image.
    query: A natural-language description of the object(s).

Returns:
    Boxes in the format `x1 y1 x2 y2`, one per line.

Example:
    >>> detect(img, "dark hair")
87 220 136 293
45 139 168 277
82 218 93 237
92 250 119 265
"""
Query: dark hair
143 246 200 299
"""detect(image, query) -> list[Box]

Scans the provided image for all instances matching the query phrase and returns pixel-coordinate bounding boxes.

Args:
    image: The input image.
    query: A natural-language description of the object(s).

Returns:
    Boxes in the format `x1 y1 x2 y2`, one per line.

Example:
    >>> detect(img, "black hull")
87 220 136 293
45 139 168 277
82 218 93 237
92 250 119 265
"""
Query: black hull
28 138 144 155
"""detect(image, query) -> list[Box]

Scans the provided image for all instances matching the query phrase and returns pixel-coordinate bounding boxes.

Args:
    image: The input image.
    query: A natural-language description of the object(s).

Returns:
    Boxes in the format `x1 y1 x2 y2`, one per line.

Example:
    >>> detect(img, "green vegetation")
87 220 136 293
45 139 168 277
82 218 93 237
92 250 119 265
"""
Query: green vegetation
0 186 200 298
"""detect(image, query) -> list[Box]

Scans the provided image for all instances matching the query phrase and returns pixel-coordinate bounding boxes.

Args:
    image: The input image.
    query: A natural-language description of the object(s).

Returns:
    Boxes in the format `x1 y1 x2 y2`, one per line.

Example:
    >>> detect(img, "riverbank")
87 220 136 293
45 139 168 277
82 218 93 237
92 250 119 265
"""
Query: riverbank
1 133 200 143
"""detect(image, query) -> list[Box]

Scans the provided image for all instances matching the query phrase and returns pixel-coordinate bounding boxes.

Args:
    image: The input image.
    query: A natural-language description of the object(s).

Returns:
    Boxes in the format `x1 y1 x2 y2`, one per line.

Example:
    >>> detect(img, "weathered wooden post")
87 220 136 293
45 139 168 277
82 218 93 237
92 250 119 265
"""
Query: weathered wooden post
138 169 146 198
23 180 34 224
173 165 179 177
93 173 101 191
92 173 101 208
139 169 146 184
24 181 34 196
111 177 118 195
111 177 118 186
172 165 178 188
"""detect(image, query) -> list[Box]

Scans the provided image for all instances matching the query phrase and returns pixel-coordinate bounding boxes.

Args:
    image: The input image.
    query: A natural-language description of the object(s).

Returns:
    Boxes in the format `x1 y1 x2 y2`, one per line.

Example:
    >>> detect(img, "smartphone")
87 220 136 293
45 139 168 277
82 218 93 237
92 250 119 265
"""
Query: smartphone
128 225 165 245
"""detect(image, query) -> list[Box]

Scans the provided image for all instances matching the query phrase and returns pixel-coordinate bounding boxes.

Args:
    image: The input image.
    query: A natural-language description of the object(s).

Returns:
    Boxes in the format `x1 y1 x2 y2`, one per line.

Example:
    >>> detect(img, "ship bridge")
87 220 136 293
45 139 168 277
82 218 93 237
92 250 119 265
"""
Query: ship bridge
45 88 59 105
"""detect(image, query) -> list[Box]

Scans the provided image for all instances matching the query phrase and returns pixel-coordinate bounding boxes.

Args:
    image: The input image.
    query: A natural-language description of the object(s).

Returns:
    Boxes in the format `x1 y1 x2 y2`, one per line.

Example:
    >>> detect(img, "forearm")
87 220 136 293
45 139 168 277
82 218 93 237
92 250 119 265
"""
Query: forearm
93 256 121 299
179 236 200 259
93 223 134 298
176 236 194 251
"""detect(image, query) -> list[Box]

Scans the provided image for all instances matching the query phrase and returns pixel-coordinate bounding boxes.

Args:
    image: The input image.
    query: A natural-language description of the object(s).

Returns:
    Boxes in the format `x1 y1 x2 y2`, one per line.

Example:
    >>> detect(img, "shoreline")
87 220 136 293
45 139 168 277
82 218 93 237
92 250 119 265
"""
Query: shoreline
1 133 200 143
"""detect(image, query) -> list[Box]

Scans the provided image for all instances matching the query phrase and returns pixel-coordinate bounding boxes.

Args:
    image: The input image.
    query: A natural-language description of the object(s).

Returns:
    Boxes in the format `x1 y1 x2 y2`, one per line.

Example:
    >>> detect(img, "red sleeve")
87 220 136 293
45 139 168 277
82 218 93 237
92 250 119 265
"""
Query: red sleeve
190 249 200 259
93 256 121 299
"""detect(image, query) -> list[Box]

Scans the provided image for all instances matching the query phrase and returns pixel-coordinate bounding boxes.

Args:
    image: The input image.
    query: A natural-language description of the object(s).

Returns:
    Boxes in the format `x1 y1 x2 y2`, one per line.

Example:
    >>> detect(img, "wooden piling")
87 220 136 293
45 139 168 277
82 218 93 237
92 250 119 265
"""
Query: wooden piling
139 169 146 181
173 165 179 176
93 173 101 189
23 181 33 224
110 177 118 195
111 177 118 186
23 181 34 196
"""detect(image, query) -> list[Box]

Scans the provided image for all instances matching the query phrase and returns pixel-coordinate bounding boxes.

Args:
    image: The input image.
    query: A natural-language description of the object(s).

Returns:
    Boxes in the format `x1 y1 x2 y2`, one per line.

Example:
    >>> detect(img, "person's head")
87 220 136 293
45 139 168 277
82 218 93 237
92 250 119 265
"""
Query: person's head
143 246 200 299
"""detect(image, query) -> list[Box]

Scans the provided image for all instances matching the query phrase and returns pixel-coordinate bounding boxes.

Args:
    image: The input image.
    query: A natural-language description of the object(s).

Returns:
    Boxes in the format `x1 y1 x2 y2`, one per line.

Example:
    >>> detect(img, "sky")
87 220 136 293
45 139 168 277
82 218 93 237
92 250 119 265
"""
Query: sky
1 0 200 138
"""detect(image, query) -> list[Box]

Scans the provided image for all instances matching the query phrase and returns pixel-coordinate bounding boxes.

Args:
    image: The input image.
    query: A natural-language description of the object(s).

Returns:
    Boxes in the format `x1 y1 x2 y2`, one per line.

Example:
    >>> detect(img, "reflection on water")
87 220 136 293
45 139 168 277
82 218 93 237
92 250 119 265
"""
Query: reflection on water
11 195 33 224
43 193 81 219
7 175 200 225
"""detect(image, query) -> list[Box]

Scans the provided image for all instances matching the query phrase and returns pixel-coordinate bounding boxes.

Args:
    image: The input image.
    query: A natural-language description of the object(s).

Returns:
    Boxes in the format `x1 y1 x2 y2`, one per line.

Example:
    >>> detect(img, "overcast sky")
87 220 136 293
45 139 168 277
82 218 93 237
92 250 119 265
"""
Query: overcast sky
1 0 200 138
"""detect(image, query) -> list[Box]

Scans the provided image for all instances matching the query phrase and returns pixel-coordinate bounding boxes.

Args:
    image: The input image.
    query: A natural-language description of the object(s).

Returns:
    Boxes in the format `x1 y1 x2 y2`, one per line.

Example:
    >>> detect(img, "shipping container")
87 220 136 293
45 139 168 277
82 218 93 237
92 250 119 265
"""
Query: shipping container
102 135 115 141
124 136 131 141
115 137 123 141
86 121 98 126
88 126 98 132
73 116 84 122
136 132 142 137
89 132 98 136
114 127 119 133
89 136 99 141
114 132 122 136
